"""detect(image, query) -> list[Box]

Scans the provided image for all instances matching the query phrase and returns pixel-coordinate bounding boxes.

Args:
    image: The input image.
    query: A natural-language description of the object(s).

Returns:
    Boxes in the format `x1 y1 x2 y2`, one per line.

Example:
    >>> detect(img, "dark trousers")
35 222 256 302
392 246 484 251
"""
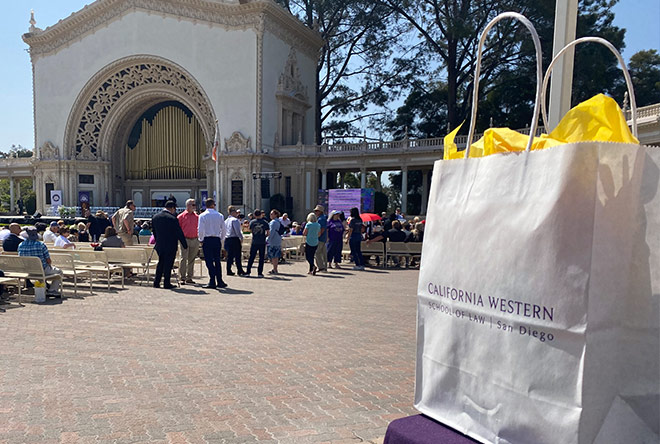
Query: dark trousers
349 239 364 266
202 237 223 286
224 237 244 274
327 239 342 264
305 244 318 272
154 248 176 286
247 243 266 275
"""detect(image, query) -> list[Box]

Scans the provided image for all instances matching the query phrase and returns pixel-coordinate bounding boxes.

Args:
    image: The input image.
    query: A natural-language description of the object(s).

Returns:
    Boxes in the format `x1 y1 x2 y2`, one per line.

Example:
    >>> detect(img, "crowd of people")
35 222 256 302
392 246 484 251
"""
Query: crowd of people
0 199 425 298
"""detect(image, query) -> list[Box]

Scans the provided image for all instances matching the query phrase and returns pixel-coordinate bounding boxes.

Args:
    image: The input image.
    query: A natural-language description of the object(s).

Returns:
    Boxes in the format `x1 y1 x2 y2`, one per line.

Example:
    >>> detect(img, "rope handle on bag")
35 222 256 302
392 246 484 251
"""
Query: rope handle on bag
540 36 638 138
465 12 544 158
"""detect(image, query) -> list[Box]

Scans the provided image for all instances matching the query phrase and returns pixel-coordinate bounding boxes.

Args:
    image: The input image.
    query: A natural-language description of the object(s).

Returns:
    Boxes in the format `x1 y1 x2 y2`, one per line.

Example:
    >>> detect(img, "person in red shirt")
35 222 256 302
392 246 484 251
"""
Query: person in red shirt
177 199 200 284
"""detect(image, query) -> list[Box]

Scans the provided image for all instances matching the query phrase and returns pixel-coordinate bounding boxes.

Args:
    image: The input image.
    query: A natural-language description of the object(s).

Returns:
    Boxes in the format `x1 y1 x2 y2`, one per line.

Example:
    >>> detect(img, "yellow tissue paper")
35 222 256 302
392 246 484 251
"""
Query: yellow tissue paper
548 93 639 145
442 94 637 160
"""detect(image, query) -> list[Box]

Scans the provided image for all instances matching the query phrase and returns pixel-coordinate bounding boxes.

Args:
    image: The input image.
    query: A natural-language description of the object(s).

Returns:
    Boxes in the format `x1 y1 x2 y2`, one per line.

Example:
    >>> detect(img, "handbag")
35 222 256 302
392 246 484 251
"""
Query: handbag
415 12 659 444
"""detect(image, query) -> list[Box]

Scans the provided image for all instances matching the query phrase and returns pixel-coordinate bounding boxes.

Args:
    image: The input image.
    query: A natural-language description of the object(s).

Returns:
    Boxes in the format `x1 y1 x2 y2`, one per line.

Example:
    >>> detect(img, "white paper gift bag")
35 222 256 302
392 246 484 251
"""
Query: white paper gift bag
414 14 659 444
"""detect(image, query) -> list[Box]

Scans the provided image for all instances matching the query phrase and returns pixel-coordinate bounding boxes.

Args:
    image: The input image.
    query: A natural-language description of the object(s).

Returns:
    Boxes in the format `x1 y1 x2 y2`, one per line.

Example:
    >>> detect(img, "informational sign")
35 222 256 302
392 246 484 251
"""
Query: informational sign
78 191 91 212
201 190 208 210
50 190 63 210
231 180 243 206
328 189 362 215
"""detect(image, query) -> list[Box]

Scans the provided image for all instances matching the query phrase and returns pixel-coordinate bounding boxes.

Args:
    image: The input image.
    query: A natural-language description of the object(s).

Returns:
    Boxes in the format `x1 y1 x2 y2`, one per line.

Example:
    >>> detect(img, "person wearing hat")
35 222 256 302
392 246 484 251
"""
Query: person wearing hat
18 227 63 296
43 221 59 243
151 201 188 289
290 222 302 235
313 205 328 272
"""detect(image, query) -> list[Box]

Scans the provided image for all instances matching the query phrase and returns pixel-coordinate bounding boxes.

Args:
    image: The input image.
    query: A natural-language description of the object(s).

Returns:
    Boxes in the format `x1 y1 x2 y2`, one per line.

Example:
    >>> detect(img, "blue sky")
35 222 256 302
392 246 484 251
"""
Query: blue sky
1 0 659 151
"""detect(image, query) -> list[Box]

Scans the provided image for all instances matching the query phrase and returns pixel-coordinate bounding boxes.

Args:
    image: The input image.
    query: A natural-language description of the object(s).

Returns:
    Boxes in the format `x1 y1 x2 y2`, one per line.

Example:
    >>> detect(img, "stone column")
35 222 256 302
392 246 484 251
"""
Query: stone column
360 168 367 189
321 169 327 190
305 171 312 211
421 170 429 215
376 171 383 192
338 172 345 189
9 177 14 214
401 167 408 214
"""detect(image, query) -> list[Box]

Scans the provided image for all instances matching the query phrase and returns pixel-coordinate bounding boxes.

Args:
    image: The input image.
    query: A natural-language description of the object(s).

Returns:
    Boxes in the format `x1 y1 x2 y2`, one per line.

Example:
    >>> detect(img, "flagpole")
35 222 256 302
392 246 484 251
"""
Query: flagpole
214 120 220 204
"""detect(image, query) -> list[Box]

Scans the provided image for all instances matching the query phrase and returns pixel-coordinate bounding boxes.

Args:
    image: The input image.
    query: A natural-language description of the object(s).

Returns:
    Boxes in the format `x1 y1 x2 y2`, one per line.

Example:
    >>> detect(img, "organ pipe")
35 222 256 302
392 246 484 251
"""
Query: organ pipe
126 105 206 180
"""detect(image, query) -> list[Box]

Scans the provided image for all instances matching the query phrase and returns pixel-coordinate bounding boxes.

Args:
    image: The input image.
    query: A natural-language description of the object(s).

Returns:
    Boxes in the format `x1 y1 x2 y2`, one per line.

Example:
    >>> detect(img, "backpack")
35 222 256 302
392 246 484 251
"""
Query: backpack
276 220 287 235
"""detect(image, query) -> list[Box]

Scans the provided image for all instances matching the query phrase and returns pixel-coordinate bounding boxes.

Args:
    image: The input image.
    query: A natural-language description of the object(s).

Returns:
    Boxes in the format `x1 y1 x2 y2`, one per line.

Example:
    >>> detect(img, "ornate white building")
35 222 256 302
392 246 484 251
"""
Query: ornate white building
7 0 660 217
23 0 323 214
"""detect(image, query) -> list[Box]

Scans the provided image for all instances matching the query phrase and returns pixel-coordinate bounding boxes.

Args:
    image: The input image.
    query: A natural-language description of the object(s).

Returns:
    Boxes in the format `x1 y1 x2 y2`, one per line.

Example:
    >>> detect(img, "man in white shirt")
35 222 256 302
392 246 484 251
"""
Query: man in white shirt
43 222 59 243
54 226 76 249
224 206 245 276
0 225 11 242
279 213 292 229
197 198 227 289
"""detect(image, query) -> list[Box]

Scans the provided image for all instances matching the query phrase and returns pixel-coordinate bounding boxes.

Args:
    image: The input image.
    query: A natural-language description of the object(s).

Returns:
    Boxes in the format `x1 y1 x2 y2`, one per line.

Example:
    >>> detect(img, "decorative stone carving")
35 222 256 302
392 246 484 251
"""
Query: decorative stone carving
22 0 322 60
40 142 59 160
277 49 309 104
225 131 252 153
73 61 214 160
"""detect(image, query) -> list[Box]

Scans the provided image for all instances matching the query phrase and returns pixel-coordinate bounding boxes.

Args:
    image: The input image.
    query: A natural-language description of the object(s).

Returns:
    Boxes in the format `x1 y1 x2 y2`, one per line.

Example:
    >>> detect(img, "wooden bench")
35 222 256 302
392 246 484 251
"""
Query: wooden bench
49 253 94 297
103 248 156 285
362 241 386 266
0 276 22 308
0 255 64 303
386 242 422 268
70 250 124 290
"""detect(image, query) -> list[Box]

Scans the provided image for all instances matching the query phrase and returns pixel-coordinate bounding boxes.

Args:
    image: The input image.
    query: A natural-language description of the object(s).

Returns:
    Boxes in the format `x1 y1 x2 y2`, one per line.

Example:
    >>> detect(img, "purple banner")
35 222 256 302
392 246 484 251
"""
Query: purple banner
328 189 362 216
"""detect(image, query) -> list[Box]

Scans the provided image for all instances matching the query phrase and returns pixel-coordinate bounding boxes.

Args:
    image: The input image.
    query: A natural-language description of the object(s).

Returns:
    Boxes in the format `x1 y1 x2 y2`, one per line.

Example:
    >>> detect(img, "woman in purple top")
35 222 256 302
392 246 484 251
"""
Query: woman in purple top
326 210 345 268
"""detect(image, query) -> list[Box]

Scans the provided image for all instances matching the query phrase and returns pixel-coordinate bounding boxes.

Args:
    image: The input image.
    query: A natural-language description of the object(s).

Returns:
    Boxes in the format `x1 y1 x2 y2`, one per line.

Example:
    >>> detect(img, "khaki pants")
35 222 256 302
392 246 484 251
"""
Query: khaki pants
179 238 199 280
119 233 133 246
315 241 328 271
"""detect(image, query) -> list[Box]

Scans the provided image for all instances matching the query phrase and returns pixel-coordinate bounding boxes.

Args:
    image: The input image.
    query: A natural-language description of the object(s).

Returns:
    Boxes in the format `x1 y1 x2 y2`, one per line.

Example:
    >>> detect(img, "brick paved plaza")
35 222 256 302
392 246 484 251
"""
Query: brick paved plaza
0 261 419 443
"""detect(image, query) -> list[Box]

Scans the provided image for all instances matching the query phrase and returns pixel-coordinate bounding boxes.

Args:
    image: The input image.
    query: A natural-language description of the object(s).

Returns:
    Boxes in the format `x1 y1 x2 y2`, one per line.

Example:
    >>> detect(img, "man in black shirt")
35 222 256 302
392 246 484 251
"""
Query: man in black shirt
385 220 407 267
151 201 188 289
2 223 23 252
246 209 270 277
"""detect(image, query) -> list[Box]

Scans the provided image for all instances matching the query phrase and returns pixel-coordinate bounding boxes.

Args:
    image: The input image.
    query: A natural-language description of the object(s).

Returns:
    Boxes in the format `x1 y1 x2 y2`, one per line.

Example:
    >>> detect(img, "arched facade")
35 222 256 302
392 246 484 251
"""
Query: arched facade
25 0 323 212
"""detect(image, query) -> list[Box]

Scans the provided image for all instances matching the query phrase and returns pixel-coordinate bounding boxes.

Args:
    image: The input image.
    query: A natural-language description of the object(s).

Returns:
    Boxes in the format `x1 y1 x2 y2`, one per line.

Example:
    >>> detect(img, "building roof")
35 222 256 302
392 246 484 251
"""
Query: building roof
23 0 324 59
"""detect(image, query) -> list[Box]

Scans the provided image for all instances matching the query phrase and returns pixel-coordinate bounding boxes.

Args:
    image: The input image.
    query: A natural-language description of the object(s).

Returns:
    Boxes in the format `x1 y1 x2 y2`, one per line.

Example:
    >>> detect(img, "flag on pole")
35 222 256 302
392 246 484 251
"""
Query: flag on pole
212 121 220 161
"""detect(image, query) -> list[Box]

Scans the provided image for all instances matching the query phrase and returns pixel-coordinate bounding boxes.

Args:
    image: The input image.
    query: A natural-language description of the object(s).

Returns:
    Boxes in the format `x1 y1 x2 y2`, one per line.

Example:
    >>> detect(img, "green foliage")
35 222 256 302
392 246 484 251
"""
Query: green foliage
383 0 630 135
343 172 361 189
626 50 660 107
0 178 34 214
275 0 412 142
0 144 33 158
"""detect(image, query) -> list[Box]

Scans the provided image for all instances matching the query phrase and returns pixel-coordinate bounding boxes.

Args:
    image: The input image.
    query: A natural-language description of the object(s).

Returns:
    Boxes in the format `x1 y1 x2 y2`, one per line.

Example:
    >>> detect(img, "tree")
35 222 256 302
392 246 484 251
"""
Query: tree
0 144 33 158
382 0 628 135
275 0 412 142
385 82 449 139
0 178 34 214
388 170 423 214
377 0 533 130
626 50 660 107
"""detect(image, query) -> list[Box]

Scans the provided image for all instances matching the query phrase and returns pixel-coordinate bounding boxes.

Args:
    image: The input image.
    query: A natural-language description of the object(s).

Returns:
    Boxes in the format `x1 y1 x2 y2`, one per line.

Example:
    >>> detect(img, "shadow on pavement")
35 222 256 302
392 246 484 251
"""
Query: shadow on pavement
172 288 207 295
220 288 254 295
